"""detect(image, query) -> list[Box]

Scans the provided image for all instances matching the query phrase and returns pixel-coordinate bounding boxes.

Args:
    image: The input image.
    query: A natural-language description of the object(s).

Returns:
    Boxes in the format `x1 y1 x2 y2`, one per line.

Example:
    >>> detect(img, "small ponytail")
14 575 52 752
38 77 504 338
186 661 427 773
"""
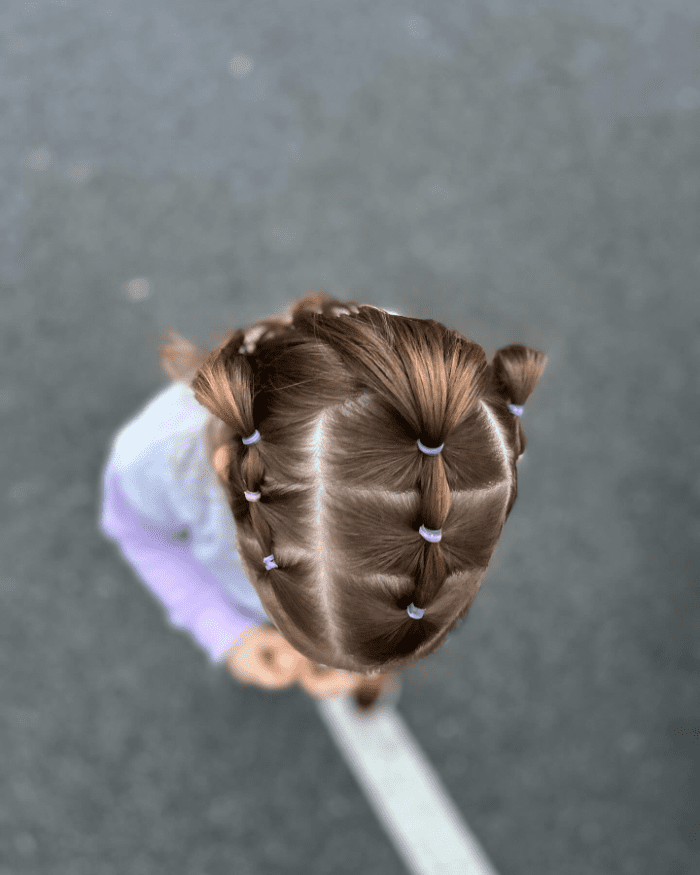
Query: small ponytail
491 343 548 459
491 344 548 408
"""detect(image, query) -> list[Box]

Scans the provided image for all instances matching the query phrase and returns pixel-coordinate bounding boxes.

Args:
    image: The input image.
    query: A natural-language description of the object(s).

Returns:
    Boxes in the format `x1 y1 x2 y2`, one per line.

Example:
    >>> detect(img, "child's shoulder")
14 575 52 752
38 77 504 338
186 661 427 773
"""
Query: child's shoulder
110 380 209 472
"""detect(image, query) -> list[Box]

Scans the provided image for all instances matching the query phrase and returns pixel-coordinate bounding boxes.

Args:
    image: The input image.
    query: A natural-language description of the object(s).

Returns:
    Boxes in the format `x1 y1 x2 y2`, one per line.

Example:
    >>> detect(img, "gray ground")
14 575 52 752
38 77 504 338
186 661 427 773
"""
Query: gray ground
1 1 699 873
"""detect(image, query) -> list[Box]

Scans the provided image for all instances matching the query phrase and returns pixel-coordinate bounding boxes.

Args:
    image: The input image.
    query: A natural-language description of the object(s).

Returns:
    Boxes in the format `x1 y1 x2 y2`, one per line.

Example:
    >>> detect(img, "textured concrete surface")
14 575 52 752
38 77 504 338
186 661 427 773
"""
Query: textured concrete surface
1 1 699 873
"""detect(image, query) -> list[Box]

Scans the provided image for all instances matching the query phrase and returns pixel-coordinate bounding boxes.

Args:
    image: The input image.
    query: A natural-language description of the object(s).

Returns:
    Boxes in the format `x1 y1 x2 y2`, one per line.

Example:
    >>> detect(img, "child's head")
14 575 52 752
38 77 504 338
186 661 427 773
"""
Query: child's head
158 290 548 676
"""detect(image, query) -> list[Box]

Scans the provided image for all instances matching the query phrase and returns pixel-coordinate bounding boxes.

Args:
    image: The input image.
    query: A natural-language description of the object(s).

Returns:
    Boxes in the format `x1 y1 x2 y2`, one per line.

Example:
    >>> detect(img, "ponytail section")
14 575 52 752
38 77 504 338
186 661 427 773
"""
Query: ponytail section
491 344 548 458
191 330 274 559
190 329 251 430
299 306 493 662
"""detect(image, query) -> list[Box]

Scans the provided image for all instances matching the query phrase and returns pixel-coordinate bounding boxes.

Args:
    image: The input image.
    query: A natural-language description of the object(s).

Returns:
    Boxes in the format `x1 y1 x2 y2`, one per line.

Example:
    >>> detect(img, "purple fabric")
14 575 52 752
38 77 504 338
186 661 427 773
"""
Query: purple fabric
99 460 258 664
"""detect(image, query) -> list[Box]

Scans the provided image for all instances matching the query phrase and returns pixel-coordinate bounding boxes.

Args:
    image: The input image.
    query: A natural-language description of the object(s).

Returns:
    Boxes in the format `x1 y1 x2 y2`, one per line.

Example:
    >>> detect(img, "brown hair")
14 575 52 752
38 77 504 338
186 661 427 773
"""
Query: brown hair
157 290 548 676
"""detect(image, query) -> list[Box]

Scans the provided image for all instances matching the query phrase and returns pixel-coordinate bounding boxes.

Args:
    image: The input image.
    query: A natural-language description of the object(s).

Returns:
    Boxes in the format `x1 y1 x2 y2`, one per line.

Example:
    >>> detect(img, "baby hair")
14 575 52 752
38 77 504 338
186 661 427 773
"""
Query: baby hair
157 290 548 676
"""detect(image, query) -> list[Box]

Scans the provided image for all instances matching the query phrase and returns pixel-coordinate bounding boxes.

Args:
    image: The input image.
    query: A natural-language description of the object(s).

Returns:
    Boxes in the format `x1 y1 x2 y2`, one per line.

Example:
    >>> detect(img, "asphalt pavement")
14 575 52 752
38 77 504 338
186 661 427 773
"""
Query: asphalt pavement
1 1 698 873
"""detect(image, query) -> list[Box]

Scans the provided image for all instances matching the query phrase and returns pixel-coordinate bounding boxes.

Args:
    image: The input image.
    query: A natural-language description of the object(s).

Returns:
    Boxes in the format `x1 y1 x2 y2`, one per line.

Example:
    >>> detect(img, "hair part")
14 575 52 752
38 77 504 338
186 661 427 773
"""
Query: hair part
157 290 548 675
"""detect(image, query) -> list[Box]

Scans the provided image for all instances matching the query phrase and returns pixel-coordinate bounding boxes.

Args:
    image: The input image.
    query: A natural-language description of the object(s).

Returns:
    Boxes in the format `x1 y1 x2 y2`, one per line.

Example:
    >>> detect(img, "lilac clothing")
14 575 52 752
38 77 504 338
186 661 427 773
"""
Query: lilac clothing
98 380 271 664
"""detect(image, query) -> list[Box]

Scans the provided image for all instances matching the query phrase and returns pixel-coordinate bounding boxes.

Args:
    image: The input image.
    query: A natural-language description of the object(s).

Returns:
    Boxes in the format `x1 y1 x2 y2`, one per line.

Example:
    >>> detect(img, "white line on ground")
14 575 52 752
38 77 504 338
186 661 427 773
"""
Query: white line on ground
315 695 501 875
